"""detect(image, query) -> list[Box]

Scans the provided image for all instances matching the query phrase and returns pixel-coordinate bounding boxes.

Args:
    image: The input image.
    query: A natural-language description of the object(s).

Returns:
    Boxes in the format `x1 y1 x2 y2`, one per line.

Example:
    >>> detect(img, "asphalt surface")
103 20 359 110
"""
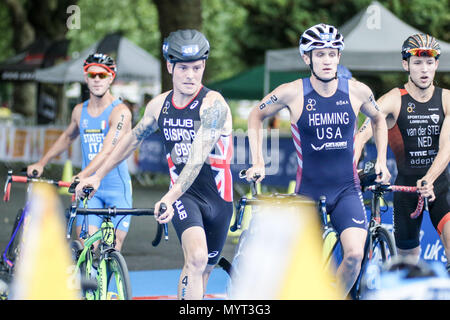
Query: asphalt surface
0 169 238 272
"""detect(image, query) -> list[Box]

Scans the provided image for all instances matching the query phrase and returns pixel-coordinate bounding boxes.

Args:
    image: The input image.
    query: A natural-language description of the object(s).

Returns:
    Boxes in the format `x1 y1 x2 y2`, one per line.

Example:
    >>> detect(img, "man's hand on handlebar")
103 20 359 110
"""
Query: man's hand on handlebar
74 175 101 201
417 178 435 202
26 163 44 178
374 161 391 185
245 165 265 183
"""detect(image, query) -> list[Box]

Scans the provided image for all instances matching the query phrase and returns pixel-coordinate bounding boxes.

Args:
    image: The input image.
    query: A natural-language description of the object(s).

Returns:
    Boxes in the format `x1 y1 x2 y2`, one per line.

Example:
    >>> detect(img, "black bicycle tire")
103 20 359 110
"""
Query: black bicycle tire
104 250 132 300
372 226 397 262
69 240 83 262
352 226 396 300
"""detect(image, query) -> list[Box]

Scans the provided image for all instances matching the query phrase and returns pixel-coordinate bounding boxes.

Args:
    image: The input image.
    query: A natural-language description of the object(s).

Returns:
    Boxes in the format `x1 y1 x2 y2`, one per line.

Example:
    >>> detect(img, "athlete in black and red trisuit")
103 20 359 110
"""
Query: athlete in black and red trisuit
355 33 450 271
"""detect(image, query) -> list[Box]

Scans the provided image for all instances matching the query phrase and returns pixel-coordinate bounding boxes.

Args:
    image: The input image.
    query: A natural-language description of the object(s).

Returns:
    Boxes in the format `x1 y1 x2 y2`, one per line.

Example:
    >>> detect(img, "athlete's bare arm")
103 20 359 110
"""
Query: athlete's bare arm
352 81 391 183
76 104 132 179
418 88 450 200
354 88 400 164
247 79 303 182
27 104 82 177
158 92 231 199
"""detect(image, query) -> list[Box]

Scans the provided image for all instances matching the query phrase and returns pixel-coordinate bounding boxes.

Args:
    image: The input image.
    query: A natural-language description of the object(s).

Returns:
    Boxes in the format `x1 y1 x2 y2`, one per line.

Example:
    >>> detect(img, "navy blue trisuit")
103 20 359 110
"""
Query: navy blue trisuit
291 77 367 235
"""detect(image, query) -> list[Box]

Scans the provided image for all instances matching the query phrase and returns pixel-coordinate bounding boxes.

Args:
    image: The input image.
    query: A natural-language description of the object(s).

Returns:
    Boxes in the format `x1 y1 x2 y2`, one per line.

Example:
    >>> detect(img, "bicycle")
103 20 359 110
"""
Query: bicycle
350 178 429 300
1 170 71 282
219 169 316 297
222 167 428 300
66 185 168 300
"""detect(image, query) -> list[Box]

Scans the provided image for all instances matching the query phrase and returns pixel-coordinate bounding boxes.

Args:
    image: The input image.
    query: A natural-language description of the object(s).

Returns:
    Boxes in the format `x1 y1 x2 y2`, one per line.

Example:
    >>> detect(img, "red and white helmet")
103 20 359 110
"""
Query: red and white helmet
299 23 344 56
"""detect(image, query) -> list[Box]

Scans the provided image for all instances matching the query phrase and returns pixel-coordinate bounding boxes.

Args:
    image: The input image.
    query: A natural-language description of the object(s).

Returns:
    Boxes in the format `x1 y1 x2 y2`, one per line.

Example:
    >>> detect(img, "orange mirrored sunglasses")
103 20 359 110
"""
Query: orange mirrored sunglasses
407 48 439 58
87 71 110 79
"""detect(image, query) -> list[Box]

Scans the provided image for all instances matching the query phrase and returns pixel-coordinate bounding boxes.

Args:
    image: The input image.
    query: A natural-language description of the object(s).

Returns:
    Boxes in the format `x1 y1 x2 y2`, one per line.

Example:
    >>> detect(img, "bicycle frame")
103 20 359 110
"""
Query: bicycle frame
66 187 168 300
2 170 71 271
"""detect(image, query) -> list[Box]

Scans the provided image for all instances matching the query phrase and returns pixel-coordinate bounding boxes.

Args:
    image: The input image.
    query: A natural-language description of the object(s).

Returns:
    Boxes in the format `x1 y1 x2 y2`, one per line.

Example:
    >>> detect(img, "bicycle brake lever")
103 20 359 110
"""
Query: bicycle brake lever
68 177 80 194
159 203 169 241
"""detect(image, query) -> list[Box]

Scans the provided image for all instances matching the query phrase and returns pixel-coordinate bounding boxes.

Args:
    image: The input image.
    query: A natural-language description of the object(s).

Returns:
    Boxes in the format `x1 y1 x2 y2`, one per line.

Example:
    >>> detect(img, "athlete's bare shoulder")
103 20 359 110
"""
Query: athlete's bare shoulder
377 87 402 117
71 102 84 122
202 90 232 135
144 91 171 119
348 79 372 99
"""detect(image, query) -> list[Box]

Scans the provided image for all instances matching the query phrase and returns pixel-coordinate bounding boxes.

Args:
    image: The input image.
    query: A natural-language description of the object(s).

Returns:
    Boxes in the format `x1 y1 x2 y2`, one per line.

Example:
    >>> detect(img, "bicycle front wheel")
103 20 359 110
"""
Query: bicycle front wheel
372 226 396 262
99 250 132 300
353 226 396 299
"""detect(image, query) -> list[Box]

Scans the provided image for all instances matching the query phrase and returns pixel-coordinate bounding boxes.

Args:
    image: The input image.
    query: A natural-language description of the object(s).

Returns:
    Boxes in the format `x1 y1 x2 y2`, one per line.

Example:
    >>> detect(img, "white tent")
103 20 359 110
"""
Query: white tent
264 1 450 94
35 36 160 84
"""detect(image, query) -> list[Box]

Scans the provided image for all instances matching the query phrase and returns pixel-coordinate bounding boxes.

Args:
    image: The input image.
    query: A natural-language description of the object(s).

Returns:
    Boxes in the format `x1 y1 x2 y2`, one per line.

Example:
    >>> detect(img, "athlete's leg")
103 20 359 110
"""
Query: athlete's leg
430 191 450 271
104 184 133 252
336 227 367 295
329 189 367 295
202 264 215 297
114 230 127 251
393 187 423 262
178 226 209 300
441 220 450 273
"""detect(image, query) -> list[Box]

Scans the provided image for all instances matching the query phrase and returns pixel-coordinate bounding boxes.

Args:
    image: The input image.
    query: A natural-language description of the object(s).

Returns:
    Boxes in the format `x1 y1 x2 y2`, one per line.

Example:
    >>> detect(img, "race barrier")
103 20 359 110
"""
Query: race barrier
0 124 82 167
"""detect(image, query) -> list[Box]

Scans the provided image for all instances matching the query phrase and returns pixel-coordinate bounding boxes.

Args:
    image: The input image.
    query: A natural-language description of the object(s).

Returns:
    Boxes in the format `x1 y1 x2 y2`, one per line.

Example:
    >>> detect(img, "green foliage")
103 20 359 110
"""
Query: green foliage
0 4 14 62
65 0 160 58
0 0 448 92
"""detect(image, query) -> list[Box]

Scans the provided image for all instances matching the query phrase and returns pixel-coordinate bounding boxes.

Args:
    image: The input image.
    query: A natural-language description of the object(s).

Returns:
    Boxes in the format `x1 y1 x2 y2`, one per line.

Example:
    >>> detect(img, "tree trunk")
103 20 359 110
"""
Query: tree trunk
153 0 203 92
4 0 78 124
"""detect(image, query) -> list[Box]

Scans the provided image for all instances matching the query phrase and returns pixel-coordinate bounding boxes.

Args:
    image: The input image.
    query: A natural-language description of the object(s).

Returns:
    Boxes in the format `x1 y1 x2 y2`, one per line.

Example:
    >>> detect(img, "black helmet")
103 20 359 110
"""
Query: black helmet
162 29 210 63
83 53 117 74
401 33 441 60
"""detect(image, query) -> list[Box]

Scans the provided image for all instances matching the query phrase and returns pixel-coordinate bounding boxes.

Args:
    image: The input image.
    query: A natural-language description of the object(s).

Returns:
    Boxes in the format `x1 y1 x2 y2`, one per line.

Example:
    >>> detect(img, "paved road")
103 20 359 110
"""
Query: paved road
0 170 238 272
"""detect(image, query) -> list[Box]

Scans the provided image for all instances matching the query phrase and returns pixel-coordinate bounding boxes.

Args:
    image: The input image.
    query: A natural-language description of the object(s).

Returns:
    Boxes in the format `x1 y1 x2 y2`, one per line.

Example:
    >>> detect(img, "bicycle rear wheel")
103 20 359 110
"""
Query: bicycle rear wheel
100 250 132 300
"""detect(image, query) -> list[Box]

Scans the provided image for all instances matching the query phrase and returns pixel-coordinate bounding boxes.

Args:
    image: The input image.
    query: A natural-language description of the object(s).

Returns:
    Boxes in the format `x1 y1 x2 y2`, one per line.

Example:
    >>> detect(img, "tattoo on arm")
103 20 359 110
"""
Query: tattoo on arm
176 99 228 193
259 95 278 110
358 118 371 134
132 114 157 141
368 94 380 112
112 114 125 146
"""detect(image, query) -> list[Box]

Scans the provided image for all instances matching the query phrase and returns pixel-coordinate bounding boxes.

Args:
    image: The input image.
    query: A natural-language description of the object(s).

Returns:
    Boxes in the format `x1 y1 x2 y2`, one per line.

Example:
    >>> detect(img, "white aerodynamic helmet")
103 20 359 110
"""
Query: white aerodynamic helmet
299 23 344 56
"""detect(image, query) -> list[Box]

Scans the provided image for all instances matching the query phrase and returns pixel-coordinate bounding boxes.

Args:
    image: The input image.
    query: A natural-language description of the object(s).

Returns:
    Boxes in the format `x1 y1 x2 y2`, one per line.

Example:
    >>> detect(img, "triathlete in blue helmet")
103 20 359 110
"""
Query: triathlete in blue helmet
247 23 391 296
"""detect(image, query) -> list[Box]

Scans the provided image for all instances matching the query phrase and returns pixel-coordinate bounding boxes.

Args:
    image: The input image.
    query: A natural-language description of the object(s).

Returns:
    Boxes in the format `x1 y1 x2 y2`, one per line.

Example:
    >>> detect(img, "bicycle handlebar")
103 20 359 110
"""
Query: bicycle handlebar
67 203 168 247
365 184 427 219
3 170 72 202
68 182 169 246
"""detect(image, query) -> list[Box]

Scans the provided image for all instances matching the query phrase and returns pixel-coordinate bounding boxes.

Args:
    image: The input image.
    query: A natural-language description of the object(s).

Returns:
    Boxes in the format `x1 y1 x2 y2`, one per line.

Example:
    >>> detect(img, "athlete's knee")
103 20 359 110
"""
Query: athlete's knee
343 246 364 269
185 248 208 272
114 230 127 251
